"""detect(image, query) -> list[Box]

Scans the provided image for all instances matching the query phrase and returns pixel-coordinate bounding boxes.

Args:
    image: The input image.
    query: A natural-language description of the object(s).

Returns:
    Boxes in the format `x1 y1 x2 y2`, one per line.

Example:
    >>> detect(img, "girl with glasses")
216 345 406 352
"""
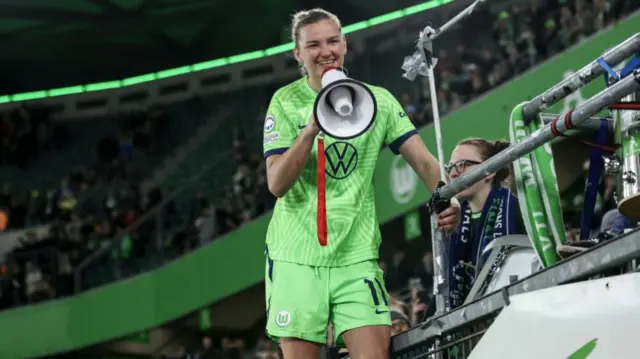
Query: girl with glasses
446 138 528 308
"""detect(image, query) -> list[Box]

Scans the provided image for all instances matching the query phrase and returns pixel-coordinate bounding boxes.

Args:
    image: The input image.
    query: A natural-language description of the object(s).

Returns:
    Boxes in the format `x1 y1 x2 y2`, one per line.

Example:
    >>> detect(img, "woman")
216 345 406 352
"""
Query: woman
262 8 461 359
446 138 527 309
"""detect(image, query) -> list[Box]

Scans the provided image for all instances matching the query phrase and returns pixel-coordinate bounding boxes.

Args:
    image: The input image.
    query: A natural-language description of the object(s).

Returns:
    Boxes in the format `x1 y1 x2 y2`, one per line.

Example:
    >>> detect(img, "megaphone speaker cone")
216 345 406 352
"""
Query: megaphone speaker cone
328 86 353 117
313 77 377 140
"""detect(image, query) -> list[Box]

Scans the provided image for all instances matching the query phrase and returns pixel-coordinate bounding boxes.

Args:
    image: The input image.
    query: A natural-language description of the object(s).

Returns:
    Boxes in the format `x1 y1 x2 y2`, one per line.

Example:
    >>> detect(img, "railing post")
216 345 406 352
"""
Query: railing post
156 209 164 262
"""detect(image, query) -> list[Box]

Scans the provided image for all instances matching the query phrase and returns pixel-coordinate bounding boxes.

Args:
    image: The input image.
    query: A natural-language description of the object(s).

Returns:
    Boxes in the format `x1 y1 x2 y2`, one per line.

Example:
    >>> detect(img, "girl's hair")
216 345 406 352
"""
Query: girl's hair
458 138 511 185
290 8 342 75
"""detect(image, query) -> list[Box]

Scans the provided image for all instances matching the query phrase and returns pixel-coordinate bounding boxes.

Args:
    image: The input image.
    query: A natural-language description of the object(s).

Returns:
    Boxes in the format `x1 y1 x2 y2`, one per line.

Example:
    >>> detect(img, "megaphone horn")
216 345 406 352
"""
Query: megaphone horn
313 66 377 140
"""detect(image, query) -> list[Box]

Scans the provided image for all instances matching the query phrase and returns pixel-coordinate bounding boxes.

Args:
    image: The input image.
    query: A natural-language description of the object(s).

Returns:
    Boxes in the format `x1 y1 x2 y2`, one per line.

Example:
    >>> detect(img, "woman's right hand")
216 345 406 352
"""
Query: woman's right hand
303 113 321 139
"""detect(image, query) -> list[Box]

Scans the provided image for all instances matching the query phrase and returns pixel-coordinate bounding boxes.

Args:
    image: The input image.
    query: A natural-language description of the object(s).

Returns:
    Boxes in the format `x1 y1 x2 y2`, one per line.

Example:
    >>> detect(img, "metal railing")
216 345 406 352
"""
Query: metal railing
389 228 640 358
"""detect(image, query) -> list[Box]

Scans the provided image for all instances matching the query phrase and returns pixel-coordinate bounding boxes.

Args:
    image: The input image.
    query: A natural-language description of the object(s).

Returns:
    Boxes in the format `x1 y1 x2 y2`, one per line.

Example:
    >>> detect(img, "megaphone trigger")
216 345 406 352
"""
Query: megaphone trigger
313 68 377 140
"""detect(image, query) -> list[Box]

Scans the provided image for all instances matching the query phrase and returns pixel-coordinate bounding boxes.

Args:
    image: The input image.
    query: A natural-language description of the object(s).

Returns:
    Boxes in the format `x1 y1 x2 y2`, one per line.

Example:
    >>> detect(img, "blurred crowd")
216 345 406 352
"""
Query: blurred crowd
402 0 637 128
0 1 638 357
177 334 280 359
0 105 184 307
0 105 53 169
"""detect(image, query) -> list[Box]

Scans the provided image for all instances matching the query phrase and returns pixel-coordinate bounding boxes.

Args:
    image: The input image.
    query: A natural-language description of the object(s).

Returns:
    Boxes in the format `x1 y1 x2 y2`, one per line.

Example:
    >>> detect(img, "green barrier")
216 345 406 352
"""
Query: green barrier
0 14 637 359
0 218 270 359
510 102 565 267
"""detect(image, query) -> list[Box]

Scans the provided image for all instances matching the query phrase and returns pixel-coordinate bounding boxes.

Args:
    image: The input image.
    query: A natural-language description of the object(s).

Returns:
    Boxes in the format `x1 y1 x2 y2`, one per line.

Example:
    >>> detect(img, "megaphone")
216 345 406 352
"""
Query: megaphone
313 67 377 140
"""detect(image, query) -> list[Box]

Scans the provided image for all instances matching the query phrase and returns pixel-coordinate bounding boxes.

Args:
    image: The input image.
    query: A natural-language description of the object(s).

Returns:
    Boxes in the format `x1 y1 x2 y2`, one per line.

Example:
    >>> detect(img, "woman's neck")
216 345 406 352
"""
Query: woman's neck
307 76 322 93
468 183 493 213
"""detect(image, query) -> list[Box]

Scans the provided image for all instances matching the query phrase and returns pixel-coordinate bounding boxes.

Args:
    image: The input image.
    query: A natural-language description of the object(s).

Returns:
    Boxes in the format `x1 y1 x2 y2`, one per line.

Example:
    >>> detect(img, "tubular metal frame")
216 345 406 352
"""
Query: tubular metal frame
403 12 640 319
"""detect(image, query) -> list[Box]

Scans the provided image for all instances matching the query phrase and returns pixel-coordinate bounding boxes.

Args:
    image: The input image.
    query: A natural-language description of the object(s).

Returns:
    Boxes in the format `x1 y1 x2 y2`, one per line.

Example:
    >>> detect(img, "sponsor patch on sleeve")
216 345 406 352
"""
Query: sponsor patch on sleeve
264 114 275 133
263 131 280 145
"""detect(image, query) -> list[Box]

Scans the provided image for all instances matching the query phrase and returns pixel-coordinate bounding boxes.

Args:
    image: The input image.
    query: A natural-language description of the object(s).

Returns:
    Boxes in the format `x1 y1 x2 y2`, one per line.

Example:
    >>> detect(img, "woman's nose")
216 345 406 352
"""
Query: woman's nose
449 170 460 179
319 45 332 57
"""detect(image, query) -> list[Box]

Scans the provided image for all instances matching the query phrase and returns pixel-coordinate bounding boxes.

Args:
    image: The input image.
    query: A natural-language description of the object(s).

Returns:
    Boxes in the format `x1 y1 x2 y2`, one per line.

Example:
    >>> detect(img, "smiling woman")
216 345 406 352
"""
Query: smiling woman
291 9 346 91
260 7 460 359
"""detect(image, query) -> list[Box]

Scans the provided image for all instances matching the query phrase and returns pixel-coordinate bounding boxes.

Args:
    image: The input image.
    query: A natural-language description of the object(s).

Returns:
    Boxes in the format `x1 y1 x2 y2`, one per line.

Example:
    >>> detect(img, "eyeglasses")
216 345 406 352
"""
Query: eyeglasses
445 159 482 175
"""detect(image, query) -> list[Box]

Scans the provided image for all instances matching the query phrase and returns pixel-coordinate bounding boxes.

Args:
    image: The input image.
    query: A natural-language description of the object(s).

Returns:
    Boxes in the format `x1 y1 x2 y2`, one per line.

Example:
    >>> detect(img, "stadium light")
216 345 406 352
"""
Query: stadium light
0 0 453 105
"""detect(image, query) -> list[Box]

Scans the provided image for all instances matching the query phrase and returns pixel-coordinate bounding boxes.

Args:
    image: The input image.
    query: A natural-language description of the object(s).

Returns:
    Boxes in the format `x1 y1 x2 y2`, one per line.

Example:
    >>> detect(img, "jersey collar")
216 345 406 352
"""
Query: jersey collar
301 76 319 100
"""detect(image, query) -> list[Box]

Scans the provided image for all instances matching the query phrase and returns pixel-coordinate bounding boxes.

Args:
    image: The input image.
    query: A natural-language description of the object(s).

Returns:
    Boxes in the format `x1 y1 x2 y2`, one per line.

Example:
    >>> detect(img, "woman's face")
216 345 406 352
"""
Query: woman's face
448 144 491 200
294 19 347 82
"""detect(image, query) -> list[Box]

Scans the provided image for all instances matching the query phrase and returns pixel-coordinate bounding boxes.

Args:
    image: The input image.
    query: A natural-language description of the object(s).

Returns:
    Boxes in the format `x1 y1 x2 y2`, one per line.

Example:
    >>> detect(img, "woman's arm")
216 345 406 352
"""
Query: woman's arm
266 118 319 198
399 135 460 232
398 135 442 192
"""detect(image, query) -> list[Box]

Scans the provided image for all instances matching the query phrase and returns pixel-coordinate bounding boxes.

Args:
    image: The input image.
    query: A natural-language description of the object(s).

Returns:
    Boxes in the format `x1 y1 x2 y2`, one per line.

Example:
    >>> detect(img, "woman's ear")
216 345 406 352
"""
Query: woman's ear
342 35 348 56
484 172 496 183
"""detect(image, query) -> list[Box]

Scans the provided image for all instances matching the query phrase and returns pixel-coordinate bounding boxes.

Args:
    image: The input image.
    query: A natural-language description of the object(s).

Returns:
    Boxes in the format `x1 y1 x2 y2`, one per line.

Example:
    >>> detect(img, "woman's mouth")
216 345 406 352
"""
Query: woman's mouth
318 59 336 67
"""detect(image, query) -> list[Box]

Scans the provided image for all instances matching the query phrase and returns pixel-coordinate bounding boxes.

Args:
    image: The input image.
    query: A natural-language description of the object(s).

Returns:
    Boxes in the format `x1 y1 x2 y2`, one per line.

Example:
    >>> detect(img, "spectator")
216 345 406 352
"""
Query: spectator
0 264 17 309
220 336 246 359
188 335 217 359
391 309 411 336
416 251 434 293
0 183 11 209
401 93 417 118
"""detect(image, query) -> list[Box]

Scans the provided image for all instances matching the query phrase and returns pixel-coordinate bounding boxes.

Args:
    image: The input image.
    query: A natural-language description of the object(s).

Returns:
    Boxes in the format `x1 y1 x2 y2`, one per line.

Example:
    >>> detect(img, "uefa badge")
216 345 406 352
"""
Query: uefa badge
264 115 275 133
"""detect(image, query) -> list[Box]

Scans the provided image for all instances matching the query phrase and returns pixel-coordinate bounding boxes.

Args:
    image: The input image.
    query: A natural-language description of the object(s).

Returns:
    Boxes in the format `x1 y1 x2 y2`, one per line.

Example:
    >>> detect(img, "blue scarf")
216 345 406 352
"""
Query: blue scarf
448 186 518 308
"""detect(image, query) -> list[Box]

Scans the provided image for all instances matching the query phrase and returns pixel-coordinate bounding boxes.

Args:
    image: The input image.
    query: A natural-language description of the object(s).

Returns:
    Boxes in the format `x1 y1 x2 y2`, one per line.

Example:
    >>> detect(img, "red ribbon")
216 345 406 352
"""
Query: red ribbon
317 137 328 246
609 103 640 110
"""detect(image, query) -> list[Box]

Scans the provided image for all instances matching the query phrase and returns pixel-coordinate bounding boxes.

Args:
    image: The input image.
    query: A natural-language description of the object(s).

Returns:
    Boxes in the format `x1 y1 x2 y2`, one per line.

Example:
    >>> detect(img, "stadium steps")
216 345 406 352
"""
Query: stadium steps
0 117 118 193
159 88 267 200
141 103 236 194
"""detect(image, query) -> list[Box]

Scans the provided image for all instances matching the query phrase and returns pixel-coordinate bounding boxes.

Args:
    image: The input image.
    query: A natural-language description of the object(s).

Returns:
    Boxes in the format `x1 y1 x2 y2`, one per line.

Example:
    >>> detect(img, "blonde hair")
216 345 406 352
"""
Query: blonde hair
291 8 342 48
290 8 342 76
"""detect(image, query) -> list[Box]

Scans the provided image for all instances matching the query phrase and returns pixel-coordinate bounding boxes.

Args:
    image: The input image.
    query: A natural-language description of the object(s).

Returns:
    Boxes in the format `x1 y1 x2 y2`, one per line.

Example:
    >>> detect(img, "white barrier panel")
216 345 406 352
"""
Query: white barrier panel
483 247 539 294
469 272 640 359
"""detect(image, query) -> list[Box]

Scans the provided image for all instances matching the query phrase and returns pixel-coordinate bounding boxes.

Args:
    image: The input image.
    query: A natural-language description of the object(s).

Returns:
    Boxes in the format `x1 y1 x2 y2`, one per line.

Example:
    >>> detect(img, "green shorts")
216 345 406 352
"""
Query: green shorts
265 255 391 347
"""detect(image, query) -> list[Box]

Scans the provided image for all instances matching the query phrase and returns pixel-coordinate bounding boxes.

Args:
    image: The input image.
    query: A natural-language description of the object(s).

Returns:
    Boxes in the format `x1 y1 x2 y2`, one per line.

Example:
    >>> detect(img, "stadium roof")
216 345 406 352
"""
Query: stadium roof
0 0 438 96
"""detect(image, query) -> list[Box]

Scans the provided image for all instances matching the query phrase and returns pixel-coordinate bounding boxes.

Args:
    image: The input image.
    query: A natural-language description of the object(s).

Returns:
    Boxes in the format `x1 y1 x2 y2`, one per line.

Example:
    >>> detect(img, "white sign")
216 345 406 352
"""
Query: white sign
469 272 640 359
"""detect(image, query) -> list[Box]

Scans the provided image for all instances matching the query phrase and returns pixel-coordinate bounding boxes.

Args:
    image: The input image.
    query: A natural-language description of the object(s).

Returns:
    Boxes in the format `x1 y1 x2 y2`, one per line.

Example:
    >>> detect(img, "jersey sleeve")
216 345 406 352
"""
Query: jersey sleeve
383 89 418 155
263 92 297 158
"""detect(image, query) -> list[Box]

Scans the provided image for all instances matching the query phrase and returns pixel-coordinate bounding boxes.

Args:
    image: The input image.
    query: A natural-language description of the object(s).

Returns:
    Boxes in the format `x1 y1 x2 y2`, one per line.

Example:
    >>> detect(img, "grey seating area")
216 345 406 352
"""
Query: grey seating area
0 117 118 193
162 87 268 200
0 95 228 292
0 96 222 193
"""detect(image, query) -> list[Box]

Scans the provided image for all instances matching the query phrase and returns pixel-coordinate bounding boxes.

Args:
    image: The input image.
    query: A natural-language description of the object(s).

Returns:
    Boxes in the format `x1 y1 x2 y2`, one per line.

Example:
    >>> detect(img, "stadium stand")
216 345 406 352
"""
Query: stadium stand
0 0 638 357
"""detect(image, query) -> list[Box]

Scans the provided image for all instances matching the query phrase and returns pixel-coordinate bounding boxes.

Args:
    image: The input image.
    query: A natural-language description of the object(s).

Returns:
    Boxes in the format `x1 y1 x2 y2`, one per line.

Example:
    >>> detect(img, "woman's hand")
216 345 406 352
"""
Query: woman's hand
437 198 461 233
302 113 321 139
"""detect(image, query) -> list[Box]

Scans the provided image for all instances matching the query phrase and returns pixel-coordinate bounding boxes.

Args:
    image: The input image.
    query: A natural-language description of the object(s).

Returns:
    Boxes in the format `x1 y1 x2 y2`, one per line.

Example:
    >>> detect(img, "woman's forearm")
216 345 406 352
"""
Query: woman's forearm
266 128 317 198
398 136 442 193
415 151 443 193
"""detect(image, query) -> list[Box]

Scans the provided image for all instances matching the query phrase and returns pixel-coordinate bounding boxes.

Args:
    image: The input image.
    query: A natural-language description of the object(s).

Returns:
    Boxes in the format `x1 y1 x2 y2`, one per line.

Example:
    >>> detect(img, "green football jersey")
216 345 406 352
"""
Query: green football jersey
263 77 416 267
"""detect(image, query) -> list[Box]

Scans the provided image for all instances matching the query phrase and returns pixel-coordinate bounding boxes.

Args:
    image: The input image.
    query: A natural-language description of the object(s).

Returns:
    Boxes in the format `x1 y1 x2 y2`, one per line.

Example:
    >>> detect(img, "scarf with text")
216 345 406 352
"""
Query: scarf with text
448 185 518 308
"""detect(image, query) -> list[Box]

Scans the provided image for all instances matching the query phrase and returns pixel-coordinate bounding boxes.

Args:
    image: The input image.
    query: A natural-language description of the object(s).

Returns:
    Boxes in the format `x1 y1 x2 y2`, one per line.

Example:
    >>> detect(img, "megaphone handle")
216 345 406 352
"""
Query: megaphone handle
317 137 328 246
